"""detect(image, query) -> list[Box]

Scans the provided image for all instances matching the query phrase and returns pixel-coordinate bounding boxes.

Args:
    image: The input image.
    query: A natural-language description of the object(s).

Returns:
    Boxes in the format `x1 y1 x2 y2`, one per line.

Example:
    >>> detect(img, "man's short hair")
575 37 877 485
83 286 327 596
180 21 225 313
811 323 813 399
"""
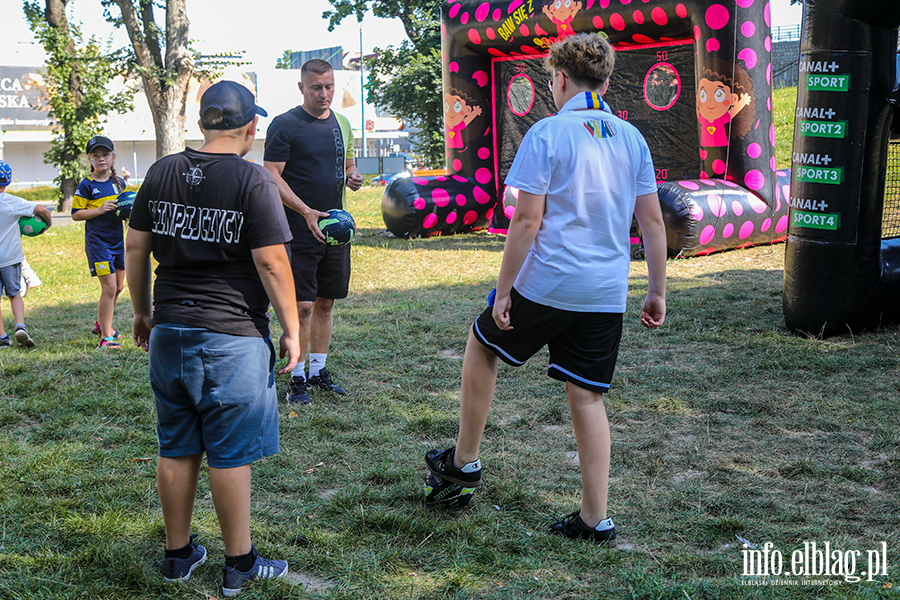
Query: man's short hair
301 58 334 77
545 33 616 90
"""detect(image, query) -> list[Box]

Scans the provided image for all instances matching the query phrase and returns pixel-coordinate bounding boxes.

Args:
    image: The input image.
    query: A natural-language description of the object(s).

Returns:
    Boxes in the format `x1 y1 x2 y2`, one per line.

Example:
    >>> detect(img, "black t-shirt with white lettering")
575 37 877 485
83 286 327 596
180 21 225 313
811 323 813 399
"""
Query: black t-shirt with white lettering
130 147 292 337
263 106 344 240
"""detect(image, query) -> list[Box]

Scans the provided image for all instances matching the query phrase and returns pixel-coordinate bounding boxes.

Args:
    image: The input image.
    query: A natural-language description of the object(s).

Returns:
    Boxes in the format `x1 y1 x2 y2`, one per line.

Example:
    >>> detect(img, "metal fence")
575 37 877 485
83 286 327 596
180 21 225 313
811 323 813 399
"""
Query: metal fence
884 141 900 239
771 25 802 88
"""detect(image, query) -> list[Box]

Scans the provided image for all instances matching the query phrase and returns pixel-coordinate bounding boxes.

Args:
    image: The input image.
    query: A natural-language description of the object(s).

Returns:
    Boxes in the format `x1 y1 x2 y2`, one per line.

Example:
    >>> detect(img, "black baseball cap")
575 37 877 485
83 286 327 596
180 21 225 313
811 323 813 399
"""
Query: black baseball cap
86 135 114 154
200 80 267 130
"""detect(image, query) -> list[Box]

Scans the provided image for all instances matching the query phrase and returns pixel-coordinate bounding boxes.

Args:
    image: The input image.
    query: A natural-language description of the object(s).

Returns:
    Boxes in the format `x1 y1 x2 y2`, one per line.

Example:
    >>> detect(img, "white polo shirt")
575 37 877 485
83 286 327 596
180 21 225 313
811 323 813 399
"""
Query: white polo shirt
505 91 657 313
0 192 37 269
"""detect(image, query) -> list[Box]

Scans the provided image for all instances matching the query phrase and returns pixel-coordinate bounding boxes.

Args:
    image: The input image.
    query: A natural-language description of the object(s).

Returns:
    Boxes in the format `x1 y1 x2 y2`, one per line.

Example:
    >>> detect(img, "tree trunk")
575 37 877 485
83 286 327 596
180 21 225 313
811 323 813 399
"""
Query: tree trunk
46 0 83 203
149 83 191 159
58 177 76 213
115 0 194 159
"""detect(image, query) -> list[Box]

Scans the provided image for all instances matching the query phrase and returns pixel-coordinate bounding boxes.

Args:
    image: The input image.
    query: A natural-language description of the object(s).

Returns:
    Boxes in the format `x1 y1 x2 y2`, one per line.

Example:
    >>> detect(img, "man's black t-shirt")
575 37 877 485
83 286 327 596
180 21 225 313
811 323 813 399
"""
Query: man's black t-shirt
130 147 292 338
263 106 344 239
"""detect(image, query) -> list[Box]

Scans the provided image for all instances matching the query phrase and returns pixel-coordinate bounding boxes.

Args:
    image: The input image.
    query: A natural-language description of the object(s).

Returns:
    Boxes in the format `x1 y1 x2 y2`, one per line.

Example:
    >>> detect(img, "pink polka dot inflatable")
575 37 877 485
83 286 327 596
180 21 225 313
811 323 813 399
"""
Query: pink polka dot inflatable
387 0 782 252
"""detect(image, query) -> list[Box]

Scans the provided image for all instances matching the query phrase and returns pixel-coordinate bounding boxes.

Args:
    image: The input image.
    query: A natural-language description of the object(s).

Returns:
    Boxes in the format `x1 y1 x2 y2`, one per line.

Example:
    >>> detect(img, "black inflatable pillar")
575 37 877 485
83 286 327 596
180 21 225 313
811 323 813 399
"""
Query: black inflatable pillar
783 0 900 335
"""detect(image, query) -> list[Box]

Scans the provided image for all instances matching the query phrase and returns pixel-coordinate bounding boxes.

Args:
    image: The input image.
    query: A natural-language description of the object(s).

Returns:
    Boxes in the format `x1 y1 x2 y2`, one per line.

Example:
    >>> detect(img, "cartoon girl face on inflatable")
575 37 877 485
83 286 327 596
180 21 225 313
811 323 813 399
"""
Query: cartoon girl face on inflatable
445 91 483 150
696 73 752 147
542 0 583 38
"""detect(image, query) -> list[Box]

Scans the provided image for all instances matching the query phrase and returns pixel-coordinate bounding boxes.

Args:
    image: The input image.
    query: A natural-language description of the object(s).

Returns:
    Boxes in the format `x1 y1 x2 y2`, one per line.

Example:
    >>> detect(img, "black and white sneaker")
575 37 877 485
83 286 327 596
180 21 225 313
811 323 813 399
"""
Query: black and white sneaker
307 368 346 395
424 447 481 507
285 376 310 405
549 511 617 547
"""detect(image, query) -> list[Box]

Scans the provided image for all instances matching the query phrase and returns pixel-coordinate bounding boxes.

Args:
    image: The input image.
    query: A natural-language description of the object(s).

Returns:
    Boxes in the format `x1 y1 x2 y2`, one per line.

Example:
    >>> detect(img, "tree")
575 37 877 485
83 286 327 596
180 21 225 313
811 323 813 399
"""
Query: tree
323 0 441 49
275 50 300 70
323 0 445 167
24 0 133 212
366 43 444 168
102 0 193 159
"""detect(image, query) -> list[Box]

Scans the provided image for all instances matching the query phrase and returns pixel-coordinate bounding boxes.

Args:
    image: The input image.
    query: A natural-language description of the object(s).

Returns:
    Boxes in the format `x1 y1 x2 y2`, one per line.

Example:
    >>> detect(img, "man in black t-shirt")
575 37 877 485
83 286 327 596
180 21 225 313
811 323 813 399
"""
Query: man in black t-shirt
126 80 300 596
264 58 364 404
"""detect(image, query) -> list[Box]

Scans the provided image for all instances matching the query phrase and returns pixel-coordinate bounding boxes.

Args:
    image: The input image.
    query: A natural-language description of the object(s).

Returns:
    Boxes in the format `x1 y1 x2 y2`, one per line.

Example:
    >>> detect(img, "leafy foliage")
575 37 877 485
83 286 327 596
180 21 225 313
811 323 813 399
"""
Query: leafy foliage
23 0 133 208
323 0 445 167
323 0 442 48
275 49 300 69
100 0 194 158
366 43 445 168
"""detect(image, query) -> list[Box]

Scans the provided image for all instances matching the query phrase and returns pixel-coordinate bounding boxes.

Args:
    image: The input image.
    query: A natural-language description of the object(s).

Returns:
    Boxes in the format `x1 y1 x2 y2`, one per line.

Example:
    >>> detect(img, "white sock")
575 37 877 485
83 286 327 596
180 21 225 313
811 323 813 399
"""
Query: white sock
308 353 327 378
291 362 307 379
594 518 615 531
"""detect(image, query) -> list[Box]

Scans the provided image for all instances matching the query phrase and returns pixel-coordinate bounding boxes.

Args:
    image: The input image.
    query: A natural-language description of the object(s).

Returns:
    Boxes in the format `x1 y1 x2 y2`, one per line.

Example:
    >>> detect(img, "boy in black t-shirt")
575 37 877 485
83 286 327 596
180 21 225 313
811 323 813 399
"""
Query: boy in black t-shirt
126 81 300 597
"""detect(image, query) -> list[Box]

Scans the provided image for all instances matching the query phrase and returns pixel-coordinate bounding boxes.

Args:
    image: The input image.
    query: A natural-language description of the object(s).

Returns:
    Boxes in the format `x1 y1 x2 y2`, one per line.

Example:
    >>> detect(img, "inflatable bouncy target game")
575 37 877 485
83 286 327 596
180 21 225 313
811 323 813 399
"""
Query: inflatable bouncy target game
382 0 791 257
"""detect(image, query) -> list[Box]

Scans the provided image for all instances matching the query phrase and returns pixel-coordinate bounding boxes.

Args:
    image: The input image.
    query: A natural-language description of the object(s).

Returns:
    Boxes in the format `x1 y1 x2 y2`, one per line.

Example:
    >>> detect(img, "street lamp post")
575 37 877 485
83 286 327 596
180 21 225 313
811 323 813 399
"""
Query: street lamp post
359 21 366 158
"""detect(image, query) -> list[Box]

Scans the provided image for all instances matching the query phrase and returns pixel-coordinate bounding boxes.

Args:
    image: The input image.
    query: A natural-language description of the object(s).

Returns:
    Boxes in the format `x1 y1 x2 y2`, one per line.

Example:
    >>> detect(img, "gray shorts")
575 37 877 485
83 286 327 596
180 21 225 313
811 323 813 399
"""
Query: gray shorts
150 323 280 468
0 263 22 297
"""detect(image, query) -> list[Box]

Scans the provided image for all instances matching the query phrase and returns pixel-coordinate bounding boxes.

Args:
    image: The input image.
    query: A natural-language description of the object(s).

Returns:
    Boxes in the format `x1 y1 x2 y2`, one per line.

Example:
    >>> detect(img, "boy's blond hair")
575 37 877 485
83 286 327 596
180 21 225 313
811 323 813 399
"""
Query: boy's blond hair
545 33 616 90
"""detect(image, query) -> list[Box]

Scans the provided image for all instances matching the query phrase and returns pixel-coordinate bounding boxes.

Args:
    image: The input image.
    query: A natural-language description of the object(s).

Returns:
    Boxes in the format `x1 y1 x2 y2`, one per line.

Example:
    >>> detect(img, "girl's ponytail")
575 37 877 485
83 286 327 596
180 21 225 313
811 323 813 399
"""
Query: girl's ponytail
110 165 125 193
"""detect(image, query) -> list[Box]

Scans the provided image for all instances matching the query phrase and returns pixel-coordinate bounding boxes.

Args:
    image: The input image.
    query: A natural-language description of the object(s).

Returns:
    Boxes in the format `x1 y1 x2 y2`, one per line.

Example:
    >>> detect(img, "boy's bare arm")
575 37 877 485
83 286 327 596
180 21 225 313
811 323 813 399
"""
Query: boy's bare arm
493 190 545 330
33 204 52 228
634 191 667 329
251 243 301 374
124 228 154 350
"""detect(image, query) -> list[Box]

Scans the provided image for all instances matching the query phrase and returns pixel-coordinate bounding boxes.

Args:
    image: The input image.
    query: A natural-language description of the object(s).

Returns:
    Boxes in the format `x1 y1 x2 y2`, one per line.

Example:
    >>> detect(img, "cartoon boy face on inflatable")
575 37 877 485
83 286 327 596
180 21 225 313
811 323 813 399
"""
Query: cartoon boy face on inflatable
696 75 752 147
445 91 483 150
542 0 583 38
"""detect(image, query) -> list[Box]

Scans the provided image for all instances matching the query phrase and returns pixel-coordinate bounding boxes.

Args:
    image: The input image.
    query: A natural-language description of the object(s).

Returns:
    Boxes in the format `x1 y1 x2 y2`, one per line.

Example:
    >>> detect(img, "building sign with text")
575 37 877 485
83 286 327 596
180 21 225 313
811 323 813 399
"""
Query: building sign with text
0 67 53 131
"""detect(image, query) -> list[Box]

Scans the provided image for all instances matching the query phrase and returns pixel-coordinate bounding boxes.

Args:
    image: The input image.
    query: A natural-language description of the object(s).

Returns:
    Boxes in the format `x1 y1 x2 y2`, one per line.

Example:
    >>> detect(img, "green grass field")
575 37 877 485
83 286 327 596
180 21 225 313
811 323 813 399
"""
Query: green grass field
3 88 899 599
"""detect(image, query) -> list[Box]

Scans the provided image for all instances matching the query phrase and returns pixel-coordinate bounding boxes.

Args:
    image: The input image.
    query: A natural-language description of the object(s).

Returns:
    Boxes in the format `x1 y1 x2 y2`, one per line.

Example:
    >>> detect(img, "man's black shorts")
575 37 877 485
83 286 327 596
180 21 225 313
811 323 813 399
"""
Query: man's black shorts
472 288 623 393
288 236 351 302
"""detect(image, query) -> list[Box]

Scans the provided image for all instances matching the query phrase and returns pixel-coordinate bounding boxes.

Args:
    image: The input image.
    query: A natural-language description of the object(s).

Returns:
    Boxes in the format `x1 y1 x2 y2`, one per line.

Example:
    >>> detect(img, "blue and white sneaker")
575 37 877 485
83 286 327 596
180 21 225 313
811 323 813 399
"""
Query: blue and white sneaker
162 535 208 581
221 553 289 597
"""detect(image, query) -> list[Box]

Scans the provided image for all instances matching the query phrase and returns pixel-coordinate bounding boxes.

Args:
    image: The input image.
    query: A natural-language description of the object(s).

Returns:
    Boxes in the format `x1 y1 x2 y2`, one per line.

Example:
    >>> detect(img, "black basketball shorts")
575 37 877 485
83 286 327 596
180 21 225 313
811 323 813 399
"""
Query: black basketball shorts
288 236 351 302
472 288 624 393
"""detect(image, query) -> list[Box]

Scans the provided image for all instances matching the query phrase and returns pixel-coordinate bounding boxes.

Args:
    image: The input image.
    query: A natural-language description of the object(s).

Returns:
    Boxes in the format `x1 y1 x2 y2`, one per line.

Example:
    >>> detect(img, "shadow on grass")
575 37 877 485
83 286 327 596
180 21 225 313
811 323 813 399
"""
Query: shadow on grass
351 226 506 252
4 264 900 599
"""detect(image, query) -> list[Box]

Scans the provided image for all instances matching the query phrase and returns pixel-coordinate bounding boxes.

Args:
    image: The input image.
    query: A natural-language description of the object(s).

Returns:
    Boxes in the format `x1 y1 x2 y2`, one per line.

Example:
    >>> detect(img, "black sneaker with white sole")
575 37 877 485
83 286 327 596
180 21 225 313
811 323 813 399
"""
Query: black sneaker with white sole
549 511 617 546
285 376 310 405
424 447 481 507
307 368 346 395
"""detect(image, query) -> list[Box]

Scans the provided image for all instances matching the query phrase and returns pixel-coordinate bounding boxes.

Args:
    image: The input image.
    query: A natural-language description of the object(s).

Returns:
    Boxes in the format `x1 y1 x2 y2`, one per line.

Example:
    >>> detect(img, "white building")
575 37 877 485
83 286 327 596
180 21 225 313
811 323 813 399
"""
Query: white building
1 60 409 189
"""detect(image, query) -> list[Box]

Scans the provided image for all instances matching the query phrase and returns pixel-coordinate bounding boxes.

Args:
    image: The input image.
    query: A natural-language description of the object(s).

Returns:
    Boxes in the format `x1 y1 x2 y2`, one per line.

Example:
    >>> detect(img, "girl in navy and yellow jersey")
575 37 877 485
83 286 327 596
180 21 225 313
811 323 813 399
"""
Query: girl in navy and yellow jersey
72 136 126 349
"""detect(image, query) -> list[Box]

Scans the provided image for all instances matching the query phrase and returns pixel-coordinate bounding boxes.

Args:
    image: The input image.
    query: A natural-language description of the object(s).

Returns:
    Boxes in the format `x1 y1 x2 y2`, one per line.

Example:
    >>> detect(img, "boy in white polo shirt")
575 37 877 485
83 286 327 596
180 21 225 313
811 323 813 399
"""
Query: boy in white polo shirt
423 33 668 546
0 160 52 348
